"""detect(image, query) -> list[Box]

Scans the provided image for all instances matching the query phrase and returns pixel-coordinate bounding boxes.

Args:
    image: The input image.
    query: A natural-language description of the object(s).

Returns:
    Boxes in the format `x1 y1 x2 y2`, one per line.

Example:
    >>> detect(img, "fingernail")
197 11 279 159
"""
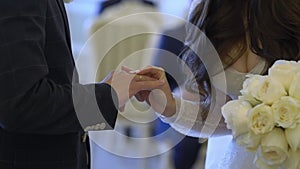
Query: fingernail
159 80 165 83
129 70 140 74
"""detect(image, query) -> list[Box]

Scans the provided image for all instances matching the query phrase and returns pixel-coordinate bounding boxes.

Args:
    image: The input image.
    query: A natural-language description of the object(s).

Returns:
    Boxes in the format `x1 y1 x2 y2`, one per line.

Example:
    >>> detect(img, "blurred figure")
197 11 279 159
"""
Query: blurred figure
151 22 204 169
98 0 121 14
85 0 161 81
97 0 155 14
84 1 168 169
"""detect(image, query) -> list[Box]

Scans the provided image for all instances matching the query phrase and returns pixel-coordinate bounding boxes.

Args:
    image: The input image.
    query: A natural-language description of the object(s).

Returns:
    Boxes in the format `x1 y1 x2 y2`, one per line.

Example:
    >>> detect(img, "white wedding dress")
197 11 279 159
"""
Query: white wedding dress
159 60 266 169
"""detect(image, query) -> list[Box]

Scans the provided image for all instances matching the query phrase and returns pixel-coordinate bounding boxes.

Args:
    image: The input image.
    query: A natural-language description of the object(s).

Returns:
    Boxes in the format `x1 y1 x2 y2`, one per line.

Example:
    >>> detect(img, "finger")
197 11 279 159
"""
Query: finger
138 66 164 74
141 91 151 102
135 92 146 102
121 65 133 72
133 74 158 82
119 105 125 112
121 66 140 74
137 67 165 79
135 91 151 104
141 91 150 105
136 80 165 91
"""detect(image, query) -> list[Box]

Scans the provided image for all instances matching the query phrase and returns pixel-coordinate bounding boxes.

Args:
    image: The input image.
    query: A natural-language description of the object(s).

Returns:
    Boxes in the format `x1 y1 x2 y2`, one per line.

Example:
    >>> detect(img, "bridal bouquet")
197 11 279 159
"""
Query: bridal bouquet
221 60 300 169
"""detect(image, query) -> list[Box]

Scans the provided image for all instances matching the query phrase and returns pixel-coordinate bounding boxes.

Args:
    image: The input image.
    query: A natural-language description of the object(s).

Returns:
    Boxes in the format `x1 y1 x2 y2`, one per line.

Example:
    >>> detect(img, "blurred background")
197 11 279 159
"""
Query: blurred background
66 0 189 59
65 0 207 169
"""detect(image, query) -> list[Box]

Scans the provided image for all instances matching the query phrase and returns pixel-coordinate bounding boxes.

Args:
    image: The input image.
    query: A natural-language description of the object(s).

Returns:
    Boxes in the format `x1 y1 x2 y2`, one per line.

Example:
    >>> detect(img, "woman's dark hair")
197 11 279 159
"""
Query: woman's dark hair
249 0 300 63
181 0 300 119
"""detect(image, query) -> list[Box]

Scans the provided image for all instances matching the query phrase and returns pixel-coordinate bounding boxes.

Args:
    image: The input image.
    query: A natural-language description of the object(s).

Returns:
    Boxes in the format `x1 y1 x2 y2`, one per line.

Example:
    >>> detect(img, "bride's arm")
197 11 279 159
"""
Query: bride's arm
135 66 231 138
157 86 231 138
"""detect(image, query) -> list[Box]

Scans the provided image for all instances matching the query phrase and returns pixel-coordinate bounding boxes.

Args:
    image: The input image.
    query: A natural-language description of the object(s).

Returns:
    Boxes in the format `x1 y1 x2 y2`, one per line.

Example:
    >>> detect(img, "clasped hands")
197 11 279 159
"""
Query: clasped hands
103 66 176 117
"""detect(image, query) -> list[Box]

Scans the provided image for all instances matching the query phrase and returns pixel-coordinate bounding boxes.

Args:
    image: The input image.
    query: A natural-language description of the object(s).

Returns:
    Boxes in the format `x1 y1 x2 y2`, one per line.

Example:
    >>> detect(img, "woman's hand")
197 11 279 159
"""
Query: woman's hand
123 66 177 117
101 69 165 111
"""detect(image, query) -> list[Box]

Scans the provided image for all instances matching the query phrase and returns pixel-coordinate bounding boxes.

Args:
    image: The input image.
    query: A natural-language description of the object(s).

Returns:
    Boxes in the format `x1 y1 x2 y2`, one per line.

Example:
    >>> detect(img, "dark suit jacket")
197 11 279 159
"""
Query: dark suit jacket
0 0 118 168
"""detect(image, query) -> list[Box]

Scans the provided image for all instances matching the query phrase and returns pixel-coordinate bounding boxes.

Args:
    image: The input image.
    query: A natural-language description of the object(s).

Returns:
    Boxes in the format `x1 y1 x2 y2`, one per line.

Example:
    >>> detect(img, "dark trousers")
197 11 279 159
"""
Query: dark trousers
0 163 14 169
0 162 77 169
0 129 88 169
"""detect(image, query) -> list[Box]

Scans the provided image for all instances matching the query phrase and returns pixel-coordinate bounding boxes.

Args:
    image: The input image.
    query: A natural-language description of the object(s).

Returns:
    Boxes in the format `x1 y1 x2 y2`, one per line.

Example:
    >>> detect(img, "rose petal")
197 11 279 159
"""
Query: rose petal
221 99 252 137
259 128 288 165
281 149 300 169
285 124 300 151
249 104 275 135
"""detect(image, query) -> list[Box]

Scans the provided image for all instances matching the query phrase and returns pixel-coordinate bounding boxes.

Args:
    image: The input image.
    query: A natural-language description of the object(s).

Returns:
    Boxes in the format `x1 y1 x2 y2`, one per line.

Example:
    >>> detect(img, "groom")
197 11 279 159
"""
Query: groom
0 0 164 169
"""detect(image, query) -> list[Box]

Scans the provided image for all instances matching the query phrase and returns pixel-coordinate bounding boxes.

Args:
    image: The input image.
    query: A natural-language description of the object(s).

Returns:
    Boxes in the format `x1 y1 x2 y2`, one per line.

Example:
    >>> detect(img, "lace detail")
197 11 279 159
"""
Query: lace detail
217 139 259 169
158 96 200 136
159 96 227 138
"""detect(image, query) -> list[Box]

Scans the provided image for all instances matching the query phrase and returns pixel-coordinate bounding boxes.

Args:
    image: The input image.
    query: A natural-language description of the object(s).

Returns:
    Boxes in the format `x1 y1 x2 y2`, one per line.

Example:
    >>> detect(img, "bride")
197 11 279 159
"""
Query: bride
129 0 300 168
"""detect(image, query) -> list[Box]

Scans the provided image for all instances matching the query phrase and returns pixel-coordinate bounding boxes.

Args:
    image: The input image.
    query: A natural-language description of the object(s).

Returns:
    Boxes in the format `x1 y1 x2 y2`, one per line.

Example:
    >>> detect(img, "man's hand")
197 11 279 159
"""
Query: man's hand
101 68 165 111
122 66 176 117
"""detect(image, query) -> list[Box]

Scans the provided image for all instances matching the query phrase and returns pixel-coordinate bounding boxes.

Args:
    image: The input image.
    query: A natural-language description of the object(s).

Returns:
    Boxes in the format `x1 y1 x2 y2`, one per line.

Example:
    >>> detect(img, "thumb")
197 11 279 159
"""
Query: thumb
119 105 125 112
101 70 115 84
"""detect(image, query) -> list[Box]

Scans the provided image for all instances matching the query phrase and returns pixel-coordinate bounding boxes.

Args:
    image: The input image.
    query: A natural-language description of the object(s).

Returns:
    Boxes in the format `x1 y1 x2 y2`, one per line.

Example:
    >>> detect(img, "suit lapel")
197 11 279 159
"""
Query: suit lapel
56 0 72 50
55 0 76 68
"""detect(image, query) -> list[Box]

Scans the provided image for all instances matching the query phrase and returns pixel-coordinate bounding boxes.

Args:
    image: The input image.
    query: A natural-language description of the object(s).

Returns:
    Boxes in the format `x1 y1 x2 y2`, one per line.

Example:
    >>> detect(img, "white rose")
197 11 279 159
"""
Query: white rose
289 72 300 100
241 75 287 105
285 124 300 151
281 149 300 169
240 74 263 106
221 99 252 137
235 131 262 151
252 76 287 105
258 128 288 166
272 96 300 129
249 104 275 135
254 157 279 169
268 60 300 90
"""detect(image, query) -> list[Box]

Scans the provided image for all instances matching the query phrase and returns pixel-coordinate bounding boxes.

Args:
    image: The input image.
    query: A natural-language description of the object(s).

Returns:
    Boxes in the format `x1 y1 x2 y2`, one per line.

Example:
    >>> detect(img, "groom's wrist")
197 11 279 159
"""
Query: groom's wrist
94 83 119 128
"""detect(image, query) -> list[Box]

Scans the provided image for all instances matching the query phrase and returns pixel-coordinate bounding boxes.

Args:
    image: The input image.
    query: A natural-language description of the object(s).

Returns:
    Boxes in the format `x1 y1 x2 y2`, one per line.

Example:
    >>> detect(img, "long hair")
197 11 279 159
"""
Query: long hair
181 0 300 119
249 0 300 63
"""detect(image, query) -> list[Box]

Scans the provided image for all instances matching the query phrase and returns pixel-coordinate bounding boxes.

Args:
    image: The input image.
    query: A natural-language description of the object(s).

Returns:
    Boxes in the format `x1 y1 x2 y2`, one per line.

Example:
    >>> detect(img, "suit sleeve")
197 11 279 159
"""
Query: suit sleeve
0 0 118 134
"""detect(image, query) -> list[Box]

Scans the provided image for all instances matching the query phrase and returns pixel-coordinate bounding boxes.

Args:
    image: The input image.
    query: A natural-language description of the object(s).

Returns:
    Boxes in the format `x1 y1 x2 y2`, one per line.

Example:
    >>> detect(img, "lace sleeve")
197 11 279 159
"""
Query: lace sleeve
158 95 230 138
